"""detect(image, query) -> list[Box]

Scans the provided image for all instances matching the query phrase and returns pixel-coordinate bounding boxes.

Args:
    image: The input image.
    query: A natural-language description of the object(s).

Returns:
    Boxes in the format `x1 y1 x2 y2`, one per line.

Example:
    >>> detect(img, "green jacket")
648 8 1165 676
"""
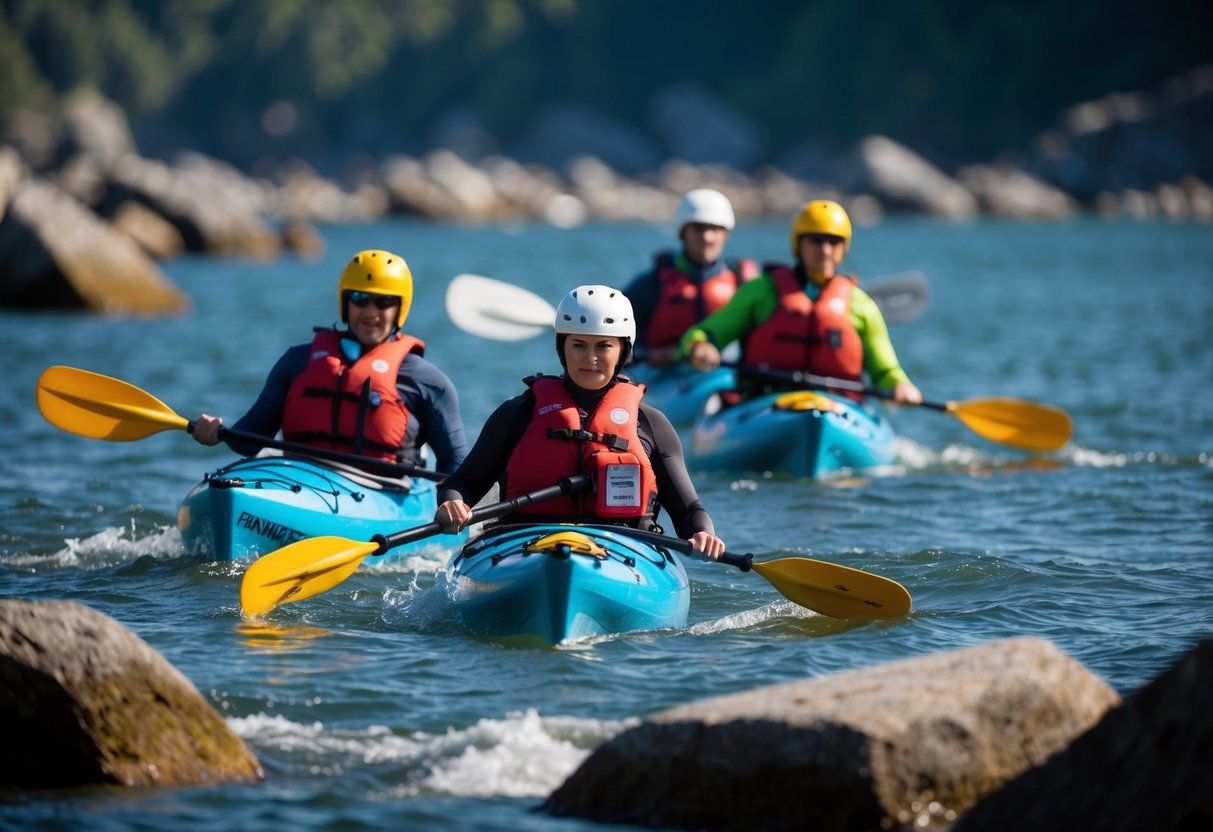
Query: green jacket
678 270 912 390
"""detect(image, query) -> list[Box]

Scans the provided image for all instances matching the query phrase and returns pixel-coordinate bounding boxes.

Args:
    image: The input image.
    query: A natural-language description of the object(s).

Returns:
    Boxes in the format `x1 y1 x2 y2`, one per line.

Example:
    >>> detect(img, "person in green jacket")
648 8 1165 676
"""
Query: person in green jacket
679 199 922 404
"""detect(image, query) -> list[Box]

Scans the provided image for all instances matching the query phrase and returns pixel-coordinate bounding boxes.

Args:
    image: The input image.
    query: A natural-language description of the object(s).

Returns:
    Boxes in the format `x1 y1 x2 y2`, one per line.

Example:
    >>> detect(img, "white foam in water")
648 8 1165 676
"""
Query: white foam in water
687 599 815 636
414 709 632 797
907 436 1188 472
1066 445 1130 468
379 573 459 632
893 435 939 469
9 523 184 570
229 708 633 797
1062 444 1187 469
362 544 450 576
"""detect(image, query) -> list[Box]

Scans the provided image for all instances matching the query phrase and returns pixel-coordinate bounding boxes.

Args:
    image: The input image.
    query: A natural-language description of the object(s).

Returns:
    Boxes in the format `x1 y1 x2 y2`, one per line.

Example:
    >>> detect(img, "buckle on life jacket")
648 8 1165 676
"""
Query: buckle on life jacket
546 428 629 452
773 391 842 413
524 531 608 559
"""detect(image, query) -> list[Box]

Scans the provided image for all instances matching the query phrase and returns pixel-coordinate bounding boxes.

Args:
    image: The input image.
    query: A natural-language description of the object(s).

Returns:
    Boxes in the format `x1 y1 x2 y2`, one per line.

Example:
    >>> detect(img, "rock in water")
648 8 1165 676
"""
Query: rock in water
0 599 263 788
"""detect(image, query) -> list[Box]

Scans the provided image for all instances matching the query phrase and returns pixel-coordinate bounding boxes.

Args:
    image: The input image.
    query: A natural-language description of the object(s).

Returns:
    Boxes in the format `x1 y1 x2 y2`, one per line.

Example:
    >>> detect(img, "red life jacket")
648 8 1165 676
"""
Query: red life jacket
281 329 425 461
503 376 658 522
743 267 864 380
644 254 759 348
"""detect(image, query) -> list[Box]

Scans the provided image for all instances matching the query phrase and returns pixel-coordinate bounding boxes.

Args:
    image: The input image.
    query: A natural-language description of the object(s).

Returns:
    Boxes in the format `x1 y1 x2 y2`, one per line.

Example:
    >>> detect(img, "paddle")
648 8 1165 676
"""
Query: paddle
586 525 910 619
445 271 929 341
733 364 1072 452
239 475 592 617
446 274 557 341
36 365 447 482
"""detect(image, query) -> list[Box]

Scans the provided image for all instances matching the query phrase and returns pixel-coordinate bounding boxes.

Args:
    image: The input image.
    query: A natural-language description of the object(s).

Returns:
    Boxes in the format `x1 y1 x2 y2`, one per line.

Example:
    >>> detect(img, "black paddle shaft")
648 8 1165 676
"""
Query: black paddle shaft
733 365 949 412
191 422 449 481
581 524 756 572
371 475 593 555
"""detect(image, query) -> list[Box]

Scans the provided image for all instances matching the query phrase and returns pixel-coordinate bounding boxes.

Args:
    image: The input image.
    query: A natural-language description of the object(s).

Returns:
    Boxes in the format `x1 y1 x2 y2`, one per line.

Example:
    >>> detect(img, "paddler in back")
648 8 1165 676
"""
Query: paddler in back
623 188 758 367
434 284 726 560
679 200 923 404
191 249 468 475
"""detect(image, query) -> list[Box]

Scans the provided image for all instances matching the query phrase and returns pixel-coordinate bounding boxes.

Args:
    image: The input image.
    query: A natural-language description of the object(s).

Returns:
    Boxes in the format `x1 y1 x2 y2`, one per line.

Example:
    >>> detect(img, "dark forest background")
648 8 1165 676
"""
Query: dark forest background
3 0 1210 176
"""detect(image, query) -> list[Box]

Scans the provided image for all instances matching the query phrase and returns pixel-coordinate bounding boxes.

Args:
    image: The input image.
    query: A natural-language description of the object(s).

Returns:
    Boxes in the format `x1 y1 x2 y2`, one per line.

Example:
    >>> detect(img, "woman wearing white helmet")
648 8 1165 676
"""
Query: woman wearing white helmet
622 189 758 367
435 284 725 560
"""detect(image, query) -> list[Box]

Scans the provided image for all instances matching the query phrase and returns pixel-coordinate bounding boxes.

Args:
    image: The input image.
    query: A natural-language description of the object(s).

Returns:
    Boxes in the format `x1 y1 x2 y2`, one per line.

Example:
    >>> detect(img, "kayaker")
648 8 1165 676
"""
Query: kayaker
679 200 923 404
191 249 469 474
434 284 726 560
623 189 758 367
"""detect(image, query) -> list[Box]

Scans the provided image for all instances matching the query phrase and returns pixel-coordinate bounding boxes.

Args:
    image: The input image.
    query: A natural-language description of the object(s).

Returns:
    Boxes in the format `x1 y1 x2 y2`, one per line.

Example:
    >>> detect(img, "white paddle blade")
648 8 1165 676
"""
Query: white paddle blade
445 274 556 341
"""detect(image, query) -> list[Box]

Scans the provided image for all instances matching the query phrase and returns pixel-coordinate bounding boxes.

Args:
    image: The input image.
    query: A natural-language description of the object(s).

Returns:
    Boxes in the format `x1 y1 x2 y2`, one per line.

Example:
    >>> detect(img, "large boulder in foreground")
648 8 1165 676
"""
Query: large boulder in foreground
0 599 262 788
543 637 1118 831
954 639 1213 832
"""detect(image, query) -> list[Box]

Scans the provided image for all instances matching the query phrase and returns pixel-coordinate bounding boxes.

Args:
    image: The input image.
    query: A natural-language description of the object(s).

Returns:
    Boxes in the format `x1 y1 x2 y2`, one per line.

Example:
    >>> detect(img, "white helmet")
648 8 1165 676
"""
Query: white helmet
675 188 735 231
554 285 636 344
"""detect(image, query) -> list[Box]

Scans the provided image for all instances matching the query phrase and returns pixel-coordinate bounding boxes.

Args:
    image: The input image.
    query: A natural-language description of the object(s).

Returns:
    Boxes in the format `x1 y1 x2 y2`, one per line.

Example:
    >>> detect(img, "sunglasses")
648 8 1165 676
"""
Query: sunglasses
803 233 846 246
347 291 400 309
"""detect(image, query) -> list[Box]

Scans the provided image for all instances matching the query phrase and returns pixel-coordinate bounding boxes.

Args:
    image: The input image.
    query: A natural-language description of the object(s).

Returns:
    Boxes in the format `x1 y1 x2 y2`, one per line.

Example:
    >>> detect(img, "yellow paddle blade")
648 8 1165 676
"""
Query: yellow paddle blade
37 365 189 441
240 537 381 617
948 397 1073 452
751 558 911 619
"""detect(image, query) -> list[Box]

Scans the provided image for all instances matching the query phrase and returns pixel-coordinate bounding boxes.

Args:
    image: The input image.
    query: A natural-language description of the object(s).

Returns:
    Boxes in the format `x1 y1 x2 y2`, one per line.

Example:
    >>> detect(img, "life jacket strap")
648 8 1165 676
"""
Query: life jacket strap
545 428 630 452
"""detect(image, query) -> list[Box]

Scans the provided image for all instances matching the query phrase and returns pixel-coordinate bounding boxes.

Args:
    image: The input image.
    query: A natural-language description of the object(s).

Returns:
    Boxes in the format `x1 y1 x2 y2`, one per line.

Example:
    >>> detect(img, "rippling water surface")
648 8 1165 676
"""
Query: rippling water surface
2 218 1211 831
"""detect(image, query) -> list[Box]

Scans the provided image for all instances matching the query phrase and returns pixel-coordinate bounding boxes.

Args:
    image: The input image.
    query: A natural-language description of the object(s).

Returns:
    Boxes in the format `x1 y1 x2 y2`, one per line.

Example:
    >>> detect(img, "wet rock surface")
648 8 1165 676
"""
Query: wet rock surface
0 599 263 789
542 637 1120 831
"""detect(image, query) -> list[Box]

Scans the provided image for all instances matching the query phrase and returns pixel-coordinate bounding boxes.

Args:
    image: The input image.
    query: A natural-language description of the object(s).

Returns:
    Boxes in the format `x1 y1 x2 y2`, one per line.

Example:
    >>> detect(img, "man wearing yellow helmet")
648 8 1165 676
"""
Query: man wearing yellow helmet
678 200 922 404
623 189 758 367
192 249 468 473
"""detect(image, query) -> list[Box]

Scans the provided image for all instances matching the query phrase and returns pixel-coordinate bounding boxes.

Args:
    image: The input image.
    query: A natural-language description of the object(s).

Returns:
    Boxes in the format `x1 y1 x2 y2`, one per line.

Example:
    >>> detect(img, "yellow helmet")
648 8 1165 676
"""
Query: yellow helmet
789 200 853 256
338 249 413 328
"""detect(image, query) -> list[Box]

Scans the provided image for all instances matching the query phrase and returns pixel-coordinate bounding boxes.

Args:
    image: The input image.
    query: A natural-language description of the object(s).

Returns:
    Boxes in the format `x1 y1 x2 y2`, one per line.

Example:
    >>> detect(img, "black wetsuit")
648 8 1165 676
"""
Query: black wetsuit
439 375 714 539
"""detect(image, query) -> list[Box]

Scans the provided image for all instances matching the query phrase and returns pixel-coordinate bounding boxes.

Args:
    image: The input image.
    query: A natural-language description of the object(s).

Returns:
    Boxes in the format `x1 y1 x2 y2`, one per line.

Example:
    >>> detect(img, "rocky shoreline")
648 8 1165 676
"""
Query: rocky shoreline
1 65 1210 315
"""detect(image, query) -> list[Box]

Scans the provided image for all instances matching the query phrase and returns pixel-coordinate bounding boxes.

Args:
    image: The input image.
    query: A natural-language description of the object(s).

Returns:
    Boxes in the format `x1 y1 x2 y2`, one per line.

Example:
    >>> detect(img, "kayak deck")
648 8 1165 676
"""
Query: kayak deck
448 524 690 645
689 390 897 478
178 454 460 561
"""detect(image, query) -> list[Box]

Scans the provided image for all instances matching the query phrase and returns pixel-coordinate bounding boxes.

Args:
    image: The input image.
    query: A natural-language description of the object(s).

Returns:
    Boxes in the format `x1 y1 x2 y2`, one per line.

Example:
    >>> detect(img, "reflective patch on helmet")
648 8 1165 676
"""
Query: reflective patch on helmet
609 407 629 425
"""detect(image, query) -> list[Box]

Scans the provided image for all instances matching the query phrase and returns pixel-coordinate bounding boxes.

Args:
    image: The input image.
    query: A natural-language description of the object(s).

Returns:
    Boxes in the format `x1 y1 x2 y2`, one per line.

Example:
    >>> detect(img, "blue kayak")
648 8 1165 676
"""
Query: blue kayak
178 455 462 561
688 390 897 478
447 524 690 645
624 364 735 427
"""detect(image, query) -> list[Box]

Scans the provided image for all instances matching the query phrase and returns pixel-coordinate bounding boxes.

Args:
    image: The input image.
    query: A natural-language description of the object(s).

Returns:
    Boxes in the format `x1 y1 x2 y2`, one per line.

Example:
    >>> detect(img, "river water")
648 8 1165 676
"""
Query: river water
2 217 1211 830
